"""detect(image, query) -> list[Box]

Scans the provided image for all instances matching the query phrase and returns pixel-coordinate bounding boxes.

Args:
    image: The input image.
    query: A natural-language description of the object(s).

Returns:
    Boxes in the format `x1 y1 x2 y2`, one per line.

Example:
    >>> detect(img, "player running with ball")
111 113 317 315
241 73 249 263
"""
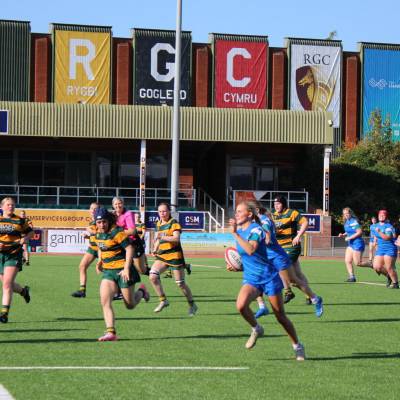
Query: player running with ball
229 201 305 360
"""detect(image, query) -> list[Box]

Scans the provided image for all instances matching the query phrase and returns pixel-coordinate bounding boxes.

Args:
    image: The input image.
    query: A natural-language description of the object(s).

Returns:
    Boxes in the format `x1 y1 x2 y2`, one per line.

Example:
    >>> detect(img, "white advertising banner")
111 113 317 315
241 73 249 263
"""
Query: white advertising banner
290 44 341 127
47 229 88 254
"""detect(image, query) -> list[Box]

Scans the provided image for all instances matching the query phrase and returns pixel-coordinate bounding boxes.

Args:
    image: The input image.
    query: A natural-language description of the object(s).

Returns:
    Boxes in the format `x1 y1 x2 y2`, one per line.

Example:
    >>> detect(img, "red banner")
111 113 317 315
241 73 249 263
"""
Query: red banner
214 40 267 109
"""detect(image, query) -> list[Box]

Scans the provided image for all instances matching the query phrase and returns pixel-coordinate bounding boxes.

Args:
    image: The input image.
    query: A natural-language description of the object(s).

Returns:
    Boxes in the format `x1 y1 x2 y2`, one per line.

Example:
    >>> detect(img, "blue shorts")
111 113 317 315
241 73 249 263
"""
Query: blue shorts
349 241 365 252
243 275 283 297
269 252 291 271
375 248 397 258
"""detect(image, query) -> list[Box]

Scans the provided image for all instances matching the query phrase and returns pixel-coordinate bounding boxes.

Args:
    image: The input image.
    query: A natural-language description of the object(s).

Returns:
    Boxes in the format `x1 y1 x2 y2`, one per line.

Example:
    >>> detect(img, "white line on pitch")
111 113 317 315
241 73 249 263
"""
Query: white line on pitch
0 385 15 400
191 263 224 269
0 366 248 371
357 281 386 287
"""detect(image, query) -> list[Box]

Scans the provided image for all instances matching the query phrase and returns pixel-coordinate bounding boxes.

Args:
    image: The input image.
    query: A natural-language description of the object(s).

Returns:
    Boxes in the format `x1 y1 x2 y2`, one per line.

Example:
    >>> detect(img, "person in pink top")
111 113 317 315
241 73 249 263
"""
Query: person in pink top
112 197 147 275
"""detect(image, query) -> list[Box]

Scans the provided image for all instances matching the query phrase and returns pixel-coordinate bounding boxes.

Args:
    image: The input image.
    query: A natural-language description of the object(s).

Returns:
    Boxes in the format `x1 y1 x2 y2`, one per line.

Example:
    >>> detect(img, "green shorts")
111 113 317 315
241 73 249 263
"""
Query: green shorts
86 247 98 258
102 266 140 289
155 255 185 270
0 251 23 274
282 246 301 264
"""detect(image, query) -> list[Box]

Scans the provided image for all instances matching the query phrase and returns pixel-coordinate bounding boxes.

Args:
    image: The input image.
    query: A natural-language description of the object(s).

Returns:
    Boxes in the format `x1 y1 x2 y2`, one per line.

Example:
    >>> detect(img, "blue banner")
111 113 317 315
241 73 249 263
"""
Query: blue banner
179 212 205 230
303 214 321 233
362 48 400 141
144 211 160 229
0 110 8 134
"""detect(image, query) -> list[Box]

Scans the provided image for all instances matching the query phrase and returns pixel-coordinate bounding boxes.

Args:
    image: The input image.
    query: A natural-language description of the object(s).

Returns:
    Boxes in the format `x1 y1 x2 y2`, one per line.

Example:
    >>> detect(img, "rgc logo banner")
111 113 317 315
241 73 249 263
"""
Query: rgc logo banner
362 46 400 142
289 42 342 128
213 37 268 109
133 29 191 106
53 26 111 104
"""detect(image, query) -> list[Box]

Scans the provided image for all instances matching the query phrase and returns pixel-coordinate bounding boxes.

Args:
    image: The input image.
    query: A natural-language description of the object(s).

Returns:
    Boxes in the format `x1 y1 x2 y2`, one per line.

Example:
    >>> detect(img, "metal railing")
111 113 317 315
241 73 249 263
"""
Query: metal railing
305 235 372 257
196 188 225 231
0 184 196 209
232 190 309 213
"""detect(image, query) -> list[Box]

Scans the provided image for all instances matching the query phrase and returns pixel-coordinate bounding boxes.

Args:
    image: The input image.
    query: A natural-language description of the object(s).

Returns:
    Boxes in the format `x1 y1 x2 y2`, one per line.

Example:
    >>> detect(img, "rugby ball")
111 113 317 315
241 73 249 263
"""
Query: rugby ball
225 247 243 271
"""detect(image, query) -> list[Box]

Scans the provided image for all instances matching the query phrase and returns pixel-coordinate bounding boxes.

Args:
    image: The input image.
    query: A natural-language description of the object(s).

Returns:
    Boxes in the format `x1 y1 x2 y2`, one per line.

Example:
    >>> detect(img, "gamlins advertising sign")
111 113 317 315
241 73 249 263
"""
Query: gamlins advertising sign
290 43 341 127
134 29 191 106
214 40 268 108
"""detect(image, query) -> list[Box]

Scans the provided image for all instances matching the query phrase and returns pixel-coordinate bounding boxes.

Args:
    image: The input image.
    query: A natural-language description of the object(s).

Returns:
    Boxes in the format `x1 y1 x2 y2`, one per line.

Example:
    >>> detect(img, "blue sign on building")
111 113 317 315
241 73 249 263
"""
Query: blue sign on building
0 110 8 134
362 48 400 142
144 211 205 230
179 212 205 230
303 214 321 233
144 211 160 229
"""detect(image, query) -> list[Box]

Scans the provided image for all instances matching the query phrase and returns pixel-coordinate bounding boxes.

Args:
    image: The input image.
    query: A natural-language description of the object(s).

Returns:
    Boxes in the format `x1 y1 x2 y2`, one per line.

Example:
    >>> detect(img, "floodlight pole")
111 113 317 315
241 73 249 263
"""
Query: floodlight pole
170 0 182 217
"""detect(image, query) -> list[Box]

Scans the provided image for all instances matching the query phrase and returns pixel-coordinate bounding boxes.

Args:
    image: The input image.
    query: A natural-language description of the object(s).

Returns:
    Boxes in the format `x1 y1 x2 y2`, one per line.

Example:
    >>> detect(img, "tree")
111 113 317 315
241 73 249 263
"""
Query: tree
326 30 337 40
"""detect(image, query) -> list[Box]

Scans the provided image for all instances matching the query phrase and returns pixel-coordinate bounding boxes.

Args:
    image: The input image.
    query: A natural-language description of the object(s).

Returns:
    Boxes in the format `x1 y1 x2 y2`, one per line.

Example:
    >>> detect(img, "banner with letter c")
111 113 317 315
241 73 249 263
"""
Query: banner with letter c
213 36 268 109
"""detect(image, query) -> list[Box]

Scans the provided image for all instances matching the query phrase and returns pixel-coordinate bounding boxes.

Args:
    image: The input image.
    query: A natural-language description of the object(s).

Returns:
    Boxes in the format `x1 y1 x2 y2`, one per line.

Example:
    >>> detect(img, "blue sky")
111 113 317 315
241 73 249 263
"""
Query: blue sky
2 0 400 50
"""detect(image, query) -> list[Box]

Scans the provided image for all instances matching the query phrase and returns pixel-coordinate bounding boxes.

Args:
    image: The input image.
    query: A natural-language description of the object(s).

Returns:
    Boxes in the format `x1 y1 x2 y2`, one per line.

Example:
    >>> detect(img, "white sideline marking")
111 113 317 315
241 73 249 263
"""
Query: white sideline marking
0 366 248 371
0 385 15 400
357 281 386 287
192 263 223 269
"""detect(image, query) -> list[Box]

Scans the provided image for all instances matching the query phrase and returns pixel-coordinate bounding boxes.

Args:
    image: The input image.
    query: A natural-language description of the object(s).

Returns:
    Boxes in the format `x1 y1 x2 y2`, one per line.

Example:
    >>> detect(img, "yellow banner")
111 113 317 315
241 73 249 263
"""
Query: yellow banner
15 209 91 229
54 30 111 104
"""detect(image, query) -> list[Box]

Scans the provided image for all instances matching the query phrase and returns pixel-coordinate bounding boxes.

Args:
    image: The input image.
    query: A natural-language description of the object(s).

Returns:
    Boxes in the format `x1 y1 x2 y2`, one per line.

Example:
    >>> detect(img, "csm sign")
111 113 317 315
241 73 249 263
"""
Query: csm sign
179 212 205 230
304 214 321 233
0 110 8 134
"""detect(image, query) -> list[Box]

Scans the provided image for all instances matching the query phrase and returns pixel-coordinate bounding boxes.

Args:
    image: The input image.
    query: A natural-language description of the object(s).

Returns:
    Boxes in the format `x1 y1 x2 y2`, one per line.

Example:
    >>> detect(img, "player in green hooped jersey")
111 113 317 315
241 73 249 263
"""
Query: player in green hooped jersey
272 196 323 316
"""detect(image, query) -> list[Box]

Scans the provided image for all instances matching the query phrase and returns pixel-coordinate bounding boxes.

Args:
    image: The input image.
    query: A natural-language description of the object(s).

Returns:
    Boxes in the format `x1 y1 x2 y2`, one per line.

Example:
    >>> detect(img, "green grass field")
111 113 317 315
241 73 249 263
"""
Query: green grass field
0 255 399 400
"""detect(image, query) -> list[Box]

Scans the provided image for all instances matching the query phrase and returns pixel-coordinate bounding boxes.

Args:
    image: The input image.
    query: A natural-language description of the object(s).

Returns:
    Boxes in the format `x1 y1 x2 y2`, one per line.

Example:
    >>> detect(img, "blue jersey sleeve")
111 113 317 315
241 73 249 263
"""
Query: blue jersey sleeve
248 226 263 242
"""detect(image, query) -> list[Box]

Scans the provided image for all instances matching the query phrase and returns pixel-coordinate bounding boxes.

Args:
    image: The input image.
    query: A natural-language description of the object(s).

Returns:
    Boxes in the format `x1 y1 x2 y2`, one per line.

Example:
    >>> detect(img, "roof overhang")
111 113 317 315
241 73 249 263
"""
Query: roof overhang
0 101 333 145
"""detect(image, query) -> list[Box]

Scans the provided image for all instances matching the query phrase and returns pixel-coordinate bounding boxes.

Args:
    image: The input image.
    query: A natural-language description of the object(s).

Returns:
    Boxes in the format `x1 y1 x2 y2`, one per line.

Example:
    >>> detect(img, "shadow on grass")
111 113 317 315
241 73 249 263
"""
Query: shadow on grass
56 316 187 322
0 328 86 333
308 352 400 361
324 302 400 306
322 318 400 323
131 333 286 341
0 338 131 344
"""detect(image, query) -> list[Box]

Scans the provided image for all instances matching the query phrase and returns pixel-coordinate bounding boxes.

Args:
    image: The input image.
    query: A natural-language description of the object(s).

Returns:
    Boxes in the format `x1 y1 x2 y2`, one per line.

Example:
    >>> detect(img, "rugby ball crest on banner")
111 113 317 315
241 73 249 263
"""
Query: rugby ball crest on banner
225 247 243 271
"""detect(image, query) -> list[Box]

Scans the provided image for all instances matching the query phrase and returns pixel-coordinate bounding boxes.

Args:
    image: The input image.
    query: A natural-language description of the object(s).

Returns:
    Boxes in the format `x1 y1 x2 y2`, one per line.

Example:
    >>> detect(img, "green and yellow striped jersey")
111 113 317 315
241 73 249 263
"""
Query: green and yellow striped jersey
136 222 145 239
155 218 184 267
93 225 130 269
0 214 33 254
272 209 307 248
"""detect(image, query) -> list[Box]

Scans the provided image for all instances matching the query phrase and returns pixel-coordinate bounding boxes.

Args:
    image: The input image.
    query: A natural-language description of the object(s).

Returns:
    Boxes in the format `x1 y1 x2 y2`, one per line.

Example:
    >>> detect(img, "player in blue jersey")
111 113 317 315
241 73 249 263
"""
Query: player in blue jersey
229 201 305 360
368 216 378 265
253 203 323 319
373 210 398 289
339 207 367 282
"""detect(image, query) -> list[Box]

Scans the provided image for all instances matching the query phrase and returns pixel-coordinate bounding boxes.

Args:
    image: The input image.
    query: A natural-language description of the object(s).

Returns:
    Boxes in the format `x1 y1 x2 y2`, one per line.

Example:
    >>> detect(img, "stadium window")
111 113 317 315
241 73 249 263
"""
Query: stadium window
229 157 253 190
96 153 113 187
43 163 65 186
147 155 168 188
277 166 296 190
0 150 14 185
119 162 139 187
18 151 43 185
255 165 275 190
42 151 66 186
66 152 91 186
